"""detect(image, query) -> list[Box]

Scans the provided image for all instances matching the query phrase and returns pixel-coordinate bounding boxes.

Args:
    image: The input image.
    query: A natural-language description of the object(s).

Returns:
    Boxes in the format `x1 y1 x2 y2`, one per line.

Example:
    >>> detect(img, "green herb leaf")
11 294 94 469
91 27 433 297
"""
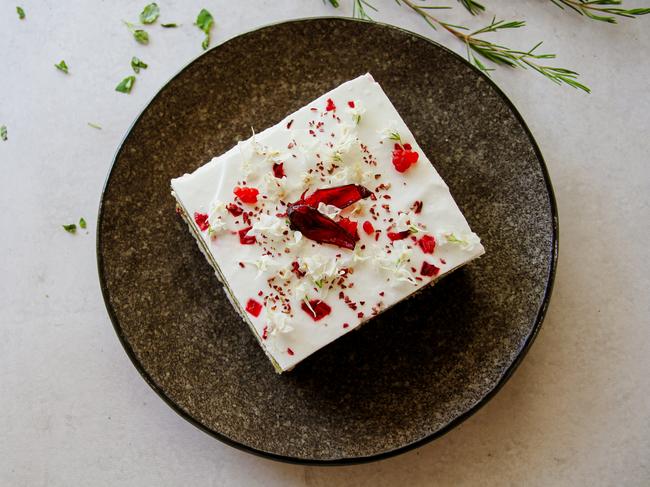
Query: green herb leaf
133 29 149 44
195 8 214 50
131 56 148 73
139 3 160 24
0 125 7 141
161 23 178 27
79 218 87 229
87 122 102 130
115 76 136 94
328 0 340 7
63 224 77 234
54 60 69 74
16 6 25 19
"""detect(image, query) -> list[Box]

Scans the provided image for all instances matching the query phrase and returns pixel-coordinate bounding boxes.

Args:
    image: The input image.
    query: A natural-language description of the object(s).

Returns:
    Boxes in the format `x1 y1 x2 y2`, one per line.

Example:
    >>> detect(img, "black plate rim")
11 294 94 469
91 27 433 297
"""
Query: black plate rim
96 17 559 466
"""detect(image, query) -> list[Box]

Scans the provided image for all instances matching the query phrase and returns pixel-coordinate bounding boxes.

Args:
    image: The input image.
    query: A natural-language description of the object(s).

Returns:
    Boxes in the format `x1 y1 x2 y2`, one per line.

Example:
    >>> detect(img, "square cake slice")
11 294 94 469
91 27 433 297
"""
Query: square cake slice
171 73 484 373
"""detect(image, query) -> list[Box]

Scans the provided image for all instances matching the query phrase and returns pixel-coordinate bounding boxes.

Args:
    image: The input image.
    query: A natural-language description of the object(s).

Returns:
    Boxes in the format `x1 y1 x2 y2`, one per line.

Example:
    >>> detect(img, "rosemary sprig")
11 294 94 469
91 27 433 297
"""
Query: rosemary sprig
397 0 590 92
549 0 650 23
458 0 485 15
353 0 378 20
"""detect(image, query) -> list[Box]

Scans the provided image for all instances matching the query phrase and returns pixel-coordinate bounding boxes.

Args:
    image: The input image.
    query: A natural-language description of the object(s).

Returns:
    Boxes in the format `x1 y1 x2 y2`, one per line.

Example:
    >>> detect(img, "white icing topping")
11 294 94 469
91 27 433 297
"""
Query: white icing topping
170 73 485 372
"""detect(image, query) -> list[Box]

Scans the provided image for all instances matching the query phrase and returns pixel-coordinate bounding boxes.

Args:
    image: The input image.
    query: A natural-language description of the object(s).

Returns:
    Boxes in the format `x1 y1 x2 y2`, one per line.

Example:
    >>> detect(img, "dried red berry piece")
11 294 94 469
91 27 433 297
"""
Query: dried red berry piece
245 298 262 317
301 299 332 321
392 143 419 173
287 347 295 356
226 203 243 217
347 101 355 108
287 204 357 250
302 184 372 209
325 98 336 111
233 186 259 204
238 227 257 245
193 212 209 231
420 261 440 277
262 326 268 340
362 221 374 235
412 200 423 214
272 162 285 178
418 235 436 254
387 230 411 241
337 217 359 241
291 261 305 278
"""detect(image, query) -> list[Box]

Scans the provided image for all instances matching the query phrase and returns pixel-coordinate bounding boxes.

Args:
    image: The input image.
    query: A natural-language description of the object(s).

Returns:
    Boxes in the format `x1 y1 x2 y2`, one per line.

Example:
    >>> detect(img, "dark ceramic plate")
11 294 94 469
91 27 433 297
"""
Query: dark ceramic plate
97 18 557 464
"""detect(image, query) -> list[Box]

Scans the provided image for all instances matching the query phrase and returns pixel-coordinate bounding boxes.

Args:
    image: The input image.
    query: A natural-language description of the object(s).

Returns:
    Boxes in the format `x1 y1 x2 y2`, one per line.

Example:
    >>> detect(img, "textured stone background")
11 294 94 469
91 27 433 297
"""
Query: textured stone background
1 0 648 485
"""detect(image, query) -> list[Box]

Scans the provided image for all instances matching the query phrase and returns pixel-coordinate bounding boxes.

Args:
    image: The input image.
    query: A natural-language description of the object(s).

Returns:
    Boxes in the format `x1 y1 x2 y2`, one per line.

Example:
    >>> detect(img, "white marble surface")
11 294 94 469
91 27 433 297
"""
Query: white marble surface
1 1 648 485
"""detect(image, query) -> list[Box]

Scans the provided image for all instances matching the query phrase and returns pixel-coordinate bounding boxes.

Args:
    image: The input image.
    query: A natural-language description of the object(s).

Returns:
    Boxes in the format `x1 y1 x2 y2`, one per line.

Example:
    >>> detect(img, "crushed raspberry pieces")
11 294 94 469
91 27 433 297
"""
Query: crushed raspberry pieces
291 261 306 278
262 326 268 340
233 186 259 204
387 230 411 241
301 299 332 321
272 162 285 178
392 143 419 173
245 299 262 317
343 323 350 328
413 200 423 214
362 221 374 235
418 235 436 254
287 348 294 356
193 212 210 231
226 203 243 216
347 101 355 108
286 119 294 129
238 227 256 245
325 98 336 111
337 217 359 240
421 261 440 277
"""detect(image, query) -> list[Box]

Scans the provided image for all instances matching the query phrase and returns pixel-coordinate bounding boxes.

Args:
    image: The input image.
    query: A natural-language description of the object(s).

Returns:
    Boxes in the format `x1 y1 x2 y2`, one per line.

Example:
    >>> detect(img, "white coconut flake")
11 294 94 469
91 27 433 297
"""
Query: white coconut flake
249 213 288 241
374 240 417 286
317 202 341 220
435 230 482 251
207 200 228 233
266 309 294 337
243 254 278 278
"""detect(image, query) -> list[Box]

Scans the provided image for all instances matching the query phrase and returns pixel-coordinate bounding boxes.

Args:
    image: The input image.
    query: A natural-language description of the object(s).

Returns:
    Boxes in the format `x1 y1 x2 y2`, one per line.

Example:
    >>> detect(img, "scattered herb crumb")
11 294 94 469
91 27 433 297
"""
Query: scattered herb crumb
79 218 87 229
1 125 7 141
134 29 149 44
161 23 178 28
115 76 136 94
62 223 77 234
139 3 160 24
16 6 25 19
131 56 148 73
195 8 214 50
54 60 69 74
124 21 150 44
87 122 102 130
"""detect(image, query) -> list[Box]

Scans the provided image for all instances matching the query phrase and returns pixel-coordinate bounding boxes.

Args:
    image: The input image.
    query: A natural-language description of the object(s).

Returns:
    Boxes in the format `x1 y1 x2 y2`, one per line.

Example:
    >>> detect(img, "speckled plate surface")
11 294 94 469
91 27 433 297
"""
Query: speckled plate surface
97 18 557 464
